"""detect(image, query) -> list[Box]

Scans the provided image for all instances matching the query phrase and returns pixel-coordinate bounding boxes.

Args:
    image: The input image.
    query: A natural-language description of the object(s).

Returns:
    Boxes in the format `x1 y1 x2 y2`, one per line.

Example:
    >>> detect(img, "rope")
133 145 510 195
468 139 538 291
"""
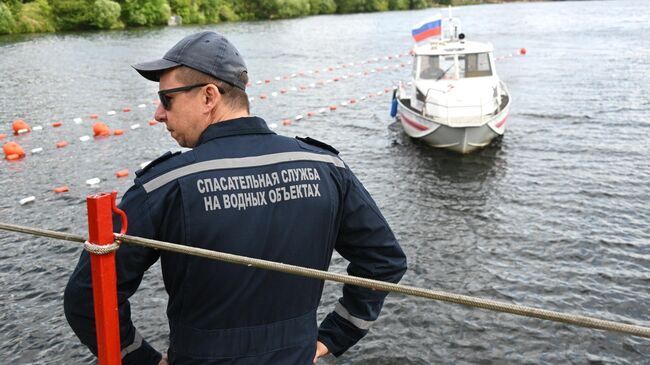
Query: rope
1 221 650 339
84 241 120 255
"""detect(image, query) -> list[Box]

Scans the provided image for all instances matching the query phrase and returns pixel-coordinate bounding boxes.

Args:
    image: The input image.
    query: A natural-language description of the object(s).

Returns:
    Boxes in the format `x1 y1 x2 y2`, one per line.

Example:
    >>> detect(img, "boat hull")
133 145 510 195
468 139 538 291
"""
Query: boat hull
396 97 509 154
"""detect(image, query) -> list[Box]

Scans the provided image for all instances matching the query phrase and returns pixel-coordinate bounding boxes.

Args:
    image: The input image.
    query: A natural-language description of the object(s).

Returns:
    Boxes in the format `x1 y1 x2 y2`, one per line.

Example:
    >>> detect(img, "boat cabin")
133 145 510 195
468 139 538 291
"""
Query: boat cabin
410 40 505 126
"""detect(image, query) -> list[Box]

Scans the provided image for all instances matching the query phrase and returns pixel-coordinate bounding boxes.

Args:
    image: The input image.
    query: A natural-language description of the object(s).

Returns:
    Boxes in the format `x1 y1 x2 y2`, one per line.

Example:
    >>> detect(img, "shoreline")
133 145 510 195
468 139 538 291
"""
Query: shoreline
0 0 549 37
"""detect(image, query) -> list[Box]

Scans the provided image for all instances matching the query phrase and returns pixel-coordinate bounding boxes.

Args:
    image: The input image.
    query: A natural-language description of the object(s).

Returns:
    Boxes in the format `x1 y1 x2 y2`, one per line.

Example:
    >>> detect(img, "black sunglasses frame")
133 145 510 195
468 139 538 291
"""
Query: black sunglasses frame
158 83 225 110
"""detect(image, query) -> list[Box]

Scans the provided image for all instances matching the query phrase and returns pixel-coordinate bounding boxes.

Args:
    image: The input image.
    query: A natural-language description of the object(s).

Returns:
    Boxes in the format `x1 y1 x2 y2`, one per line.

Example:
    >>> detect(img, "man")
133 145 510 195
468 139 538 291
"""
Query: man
64 31 407 365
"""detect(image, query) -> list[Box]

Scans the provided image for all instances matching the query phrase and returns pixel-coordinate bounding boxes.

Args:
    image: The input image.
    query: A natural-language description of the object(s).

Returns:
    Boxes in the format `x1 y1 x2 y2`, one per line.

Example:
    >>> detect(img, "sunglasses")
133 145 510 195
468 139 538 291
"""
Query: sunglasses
158 83 225 110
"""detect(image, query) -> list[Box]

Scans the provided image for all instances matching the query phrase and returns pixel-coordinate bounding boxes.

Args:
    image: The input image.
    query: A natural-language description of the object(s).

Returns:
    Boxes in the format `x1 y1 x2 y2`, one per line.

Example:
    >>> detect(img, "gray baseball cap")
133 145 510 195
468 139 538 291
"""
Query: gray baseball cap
132 31 248 90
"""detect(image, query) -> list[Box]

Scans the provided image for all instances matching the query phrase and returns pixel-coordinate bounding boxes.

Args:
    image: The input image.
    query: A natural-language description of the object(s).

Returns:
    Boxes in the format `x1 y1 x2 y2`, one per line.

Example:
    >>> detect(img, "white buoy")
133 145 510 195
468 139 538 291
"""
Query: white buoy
17 128 29 134
73 117 83 124
318 108 327 114
86 178 101 185
107 110 116 116
32 126 43 131
274 76 281 81
248 97 255 102
137 104 147 108
295 115 303 121
79 135 90 142
268 123 278 129
19 196 36 205
341 102 348 106
31 147 43 154
309 83 316 88
130 124 140 130
271 92 278 97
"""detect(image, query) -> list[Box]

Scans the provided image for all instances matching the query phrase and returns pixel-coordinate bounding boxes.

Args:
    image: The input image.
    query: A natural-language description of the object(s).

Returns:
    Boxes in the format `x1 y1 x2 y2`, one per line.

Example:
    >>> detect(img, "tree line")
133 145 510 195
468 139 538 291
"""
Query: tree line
0 0 455 35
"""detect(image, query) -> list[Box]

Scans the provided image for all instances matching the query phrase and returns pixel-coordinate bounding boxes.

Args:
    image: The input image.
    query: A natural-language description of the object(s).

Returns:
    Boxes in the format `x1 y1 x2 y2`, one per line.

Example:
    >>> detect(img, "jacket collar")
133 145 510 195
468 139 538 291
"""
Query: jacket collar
197 116 276 146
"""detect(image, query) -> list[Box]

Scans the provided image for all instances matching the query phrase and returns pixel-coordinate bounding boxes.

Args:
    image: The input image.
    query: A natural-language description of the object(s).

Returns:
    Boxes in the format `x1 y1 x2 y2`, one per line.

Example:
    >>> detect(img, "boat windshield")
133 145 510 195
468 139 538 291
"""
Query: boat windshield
459 53 492 78
418 55 455 80
418 53 492 80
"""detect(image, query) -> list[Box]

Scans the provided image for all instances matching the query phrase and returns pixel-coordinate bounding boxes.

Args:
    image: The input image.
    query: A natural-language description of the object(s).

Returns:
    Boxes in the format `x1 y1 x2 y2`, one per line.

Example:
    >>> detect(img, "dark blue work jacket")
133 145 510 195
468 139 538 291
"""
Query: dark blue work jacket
64 116 407 365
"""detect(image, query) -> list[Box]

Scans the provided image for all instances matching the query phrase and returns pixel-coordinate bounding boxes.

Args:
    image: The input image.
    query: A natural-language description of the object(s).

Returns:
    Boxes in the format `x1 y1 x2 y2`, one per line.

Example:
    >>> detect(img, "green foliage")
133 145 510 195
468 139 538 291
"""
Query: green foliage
90 0 122 29
410 0 430 9
200 0 221 23
50 0 93 30
0 2 17 34
388 0 409 10
216 1 238 21
335 0 391 13
1 0 436 34
3 0 22 15
121 0 170 26
16 0 56 33
309 0 336 15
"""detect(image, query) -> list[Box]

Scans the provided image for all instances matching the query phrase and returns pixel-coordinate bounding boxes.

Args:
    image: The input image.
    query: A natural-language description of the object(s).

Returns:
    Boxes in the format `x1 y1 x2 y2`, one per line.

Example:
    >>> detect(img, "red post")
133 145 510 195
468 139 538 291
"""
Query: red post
87 193 122 365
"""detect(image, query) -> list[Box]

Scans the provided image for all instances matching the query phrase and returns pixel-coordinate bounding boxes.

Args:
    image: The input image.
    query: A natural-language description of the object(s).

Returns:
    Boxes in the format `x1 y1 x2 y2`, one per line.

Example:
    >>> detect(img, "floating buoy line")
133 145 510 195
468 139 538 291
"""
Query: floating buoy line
3 49 527 206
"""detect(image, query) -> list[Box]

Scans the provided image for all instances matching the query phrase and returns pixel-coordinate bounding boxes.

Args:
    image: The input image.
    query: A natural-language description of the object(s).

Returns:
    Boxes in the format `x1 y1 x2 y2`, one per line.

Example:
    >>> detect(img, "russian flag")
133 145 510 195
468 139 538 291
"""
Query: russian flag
411 14 442 43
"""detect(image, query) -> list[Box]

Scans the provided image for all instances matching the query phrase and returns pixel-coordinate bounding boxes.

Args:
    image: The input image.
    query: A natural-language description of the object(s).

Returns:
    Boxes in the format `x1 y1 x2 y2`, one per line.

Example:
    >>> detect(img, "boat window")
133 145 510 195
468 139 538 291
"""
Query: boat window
460 53 492 78
418 55 441 80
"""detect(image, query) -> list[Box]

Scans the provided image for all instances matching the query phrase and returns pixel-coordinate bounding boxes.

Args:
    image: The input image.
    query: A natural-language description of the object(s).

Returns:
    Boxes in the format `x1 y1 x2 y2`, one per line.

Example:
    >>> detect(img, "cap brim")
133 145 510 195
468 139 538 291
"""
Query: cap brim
132 58 181 82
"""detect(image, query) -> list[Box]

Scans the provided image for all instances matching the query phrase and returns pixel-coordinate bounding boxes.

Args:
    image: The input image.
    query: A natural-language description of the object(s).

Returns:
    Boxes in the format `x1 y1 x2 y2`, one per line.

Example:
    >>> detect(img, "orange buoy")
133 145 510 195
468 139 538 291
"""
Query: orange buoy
0 133 6 140
260 95 267 100
520 47 527 55
307 112 315 117
113 129 124 136
12 119 31 134
148 120 158 126
122 107 131 112
280 89 287 94
264 79 271 84
56 141 68 148
329 105 337 111
115 169 129 178
282 119 291 126
92 122 111 137
349 99 357 104
3 141 25 159
90 114 99 119
52 121 62 128
54 186 69 193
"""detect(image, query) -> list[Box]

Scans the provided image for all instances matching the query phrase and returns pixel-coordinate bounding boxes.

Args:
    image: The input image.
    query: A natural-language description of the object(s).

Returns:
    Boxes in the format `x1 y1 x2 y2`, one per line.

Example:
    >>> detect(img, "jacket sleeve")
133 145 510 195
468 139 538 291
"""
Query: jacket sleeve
64 184 163 365
317 168 407 356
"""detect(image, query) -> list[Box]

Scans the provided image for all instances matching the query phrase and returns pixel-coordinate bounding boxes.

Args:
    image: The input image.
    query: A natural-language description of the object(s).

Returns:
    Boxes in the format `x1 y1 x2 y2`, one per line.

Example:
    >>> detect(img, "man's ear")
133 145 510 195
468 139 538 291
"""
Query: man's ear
204 84 221 110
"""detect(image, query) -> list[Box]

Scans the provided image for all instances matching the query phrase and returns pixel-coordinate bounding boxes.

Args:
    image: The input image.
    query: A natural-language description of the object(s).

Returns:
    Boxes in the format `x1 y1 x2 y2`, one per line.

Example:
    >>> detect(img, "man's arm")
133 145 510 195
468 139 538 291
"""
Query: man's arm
64 184 162 365
318 170 407 356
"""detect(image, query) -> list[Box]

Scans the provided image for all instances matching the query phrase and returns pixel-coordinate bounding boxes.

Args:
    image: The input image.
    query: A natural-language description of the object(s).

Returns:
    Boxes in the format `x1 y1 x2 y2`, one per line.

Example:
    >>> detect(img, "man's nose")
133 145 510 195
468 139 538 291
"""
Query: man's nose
154 103 167 122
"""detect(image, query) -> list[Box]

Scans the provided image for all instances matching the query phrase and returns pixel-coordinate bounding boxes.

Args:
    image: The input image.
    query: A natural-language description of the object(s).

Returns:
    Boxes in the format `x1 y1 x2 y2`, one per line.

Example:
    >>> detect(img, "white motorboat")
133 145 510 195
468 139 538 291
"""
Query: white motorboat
392 12 510 154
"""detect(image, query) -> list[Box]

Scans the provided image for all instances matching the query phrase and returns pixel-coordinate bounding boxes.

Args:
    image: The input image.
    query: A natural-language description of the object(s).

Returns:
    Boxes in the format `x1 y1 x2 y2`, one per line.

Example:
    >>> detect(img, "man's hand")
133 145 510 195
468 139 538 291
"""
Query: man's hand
158 354 169 365
313 341 330 363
